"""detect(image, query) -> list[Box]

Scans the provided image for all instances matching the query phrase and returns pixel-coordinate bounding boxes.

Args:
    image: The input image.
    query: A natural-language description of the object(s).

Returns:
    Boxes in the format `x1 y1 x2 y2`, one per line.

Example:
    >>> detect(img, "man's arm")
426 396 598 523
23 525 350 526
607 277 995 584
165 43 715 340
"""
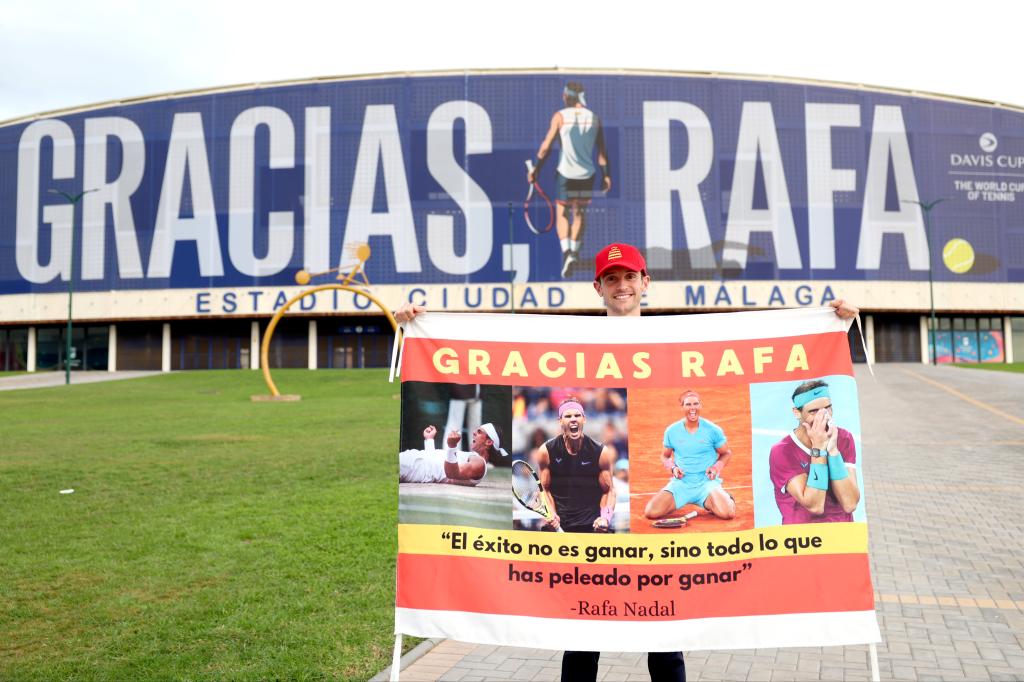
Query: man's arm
533 444 560 530
782 469 827 515
595 119 611 192
706 444 732 479
661 446 683 479
529 112 563 183
830 299 859 320
394 302 425 323
593 446 616 531
442 429 485 482
827 429 860 513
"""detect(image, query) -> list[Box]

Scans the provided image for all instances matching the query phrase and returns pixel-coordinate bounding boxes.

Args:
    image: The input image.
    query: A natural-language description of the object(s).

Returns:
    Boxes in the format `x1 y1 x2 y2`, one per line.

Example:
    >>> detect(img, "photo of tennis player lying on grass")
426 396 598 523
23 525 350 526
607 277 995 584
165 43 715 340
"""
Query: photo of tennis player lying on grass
398 381 512 529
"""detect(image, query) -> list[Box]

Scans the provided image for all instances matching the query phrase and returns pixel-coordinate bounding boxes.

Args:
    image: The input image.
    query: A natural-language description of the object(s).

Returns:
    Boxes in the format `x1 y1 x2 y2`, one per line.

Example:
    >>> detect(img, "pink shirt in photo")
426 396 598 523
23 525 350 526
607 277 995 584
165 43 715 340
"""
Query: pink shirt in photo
768 428 857 524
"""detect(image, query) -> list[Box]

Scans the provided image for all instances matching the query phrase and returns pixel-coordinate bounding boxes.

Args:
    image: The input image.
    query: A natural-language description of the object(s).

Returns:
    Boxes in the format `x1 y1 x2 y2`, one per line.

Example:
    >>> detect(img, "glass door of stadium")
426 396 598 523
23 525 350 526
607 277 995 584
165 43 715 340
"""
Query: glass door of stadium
873 315 922 363
928 316 1006 364
0 328 29 371
171 321 251 370
35 325 109 371
317 320 392 368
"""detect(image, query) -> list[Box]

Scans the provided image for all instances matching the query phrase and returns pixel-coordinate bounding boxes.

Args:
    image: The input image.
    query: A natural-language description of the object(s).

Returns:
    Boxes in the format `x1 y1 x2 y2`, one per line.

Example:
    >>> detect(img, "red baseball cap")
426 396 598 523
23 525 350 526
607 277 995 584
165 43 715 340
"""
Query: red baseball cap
594 243 647 281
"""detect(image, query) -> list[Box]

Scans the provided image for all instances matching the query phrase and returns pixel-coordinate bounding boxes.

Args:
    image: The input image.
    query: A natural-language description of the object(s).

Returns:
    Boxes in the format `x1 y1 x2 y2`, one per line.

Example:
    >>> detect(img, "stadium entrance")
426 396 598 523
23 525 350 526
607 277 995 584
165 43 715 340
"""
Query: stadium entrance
927 316 1009 364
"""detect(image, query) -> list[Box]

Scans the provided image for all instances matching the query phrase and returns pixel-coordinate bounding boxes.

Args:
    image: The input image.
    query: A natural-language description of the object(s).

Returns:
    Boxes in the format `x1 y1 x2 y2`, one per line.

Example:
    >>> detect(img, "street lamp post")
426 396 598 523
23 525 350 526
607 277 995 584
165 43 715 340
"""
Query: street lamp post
47 188 97 385
903 198 946 365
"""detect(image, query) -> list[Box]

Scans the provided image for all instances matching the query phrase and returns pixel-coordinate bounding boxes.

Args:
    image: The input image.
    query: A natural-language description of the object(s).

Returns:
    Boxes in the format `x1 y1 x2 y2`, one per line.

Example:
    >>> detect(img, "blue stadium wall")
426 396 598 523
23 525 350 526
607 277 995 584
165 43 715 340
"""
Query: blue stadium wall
1 69 1022 369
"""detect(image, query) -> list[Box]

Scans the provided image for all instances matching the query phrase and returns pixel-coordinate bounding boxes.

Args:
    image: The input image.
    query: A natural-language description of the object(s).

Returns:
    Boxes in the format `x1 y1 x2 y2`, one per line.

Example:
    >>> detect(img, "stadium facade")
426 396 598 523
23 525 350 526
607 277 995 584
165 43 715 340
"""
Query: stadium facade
1 68 1022 372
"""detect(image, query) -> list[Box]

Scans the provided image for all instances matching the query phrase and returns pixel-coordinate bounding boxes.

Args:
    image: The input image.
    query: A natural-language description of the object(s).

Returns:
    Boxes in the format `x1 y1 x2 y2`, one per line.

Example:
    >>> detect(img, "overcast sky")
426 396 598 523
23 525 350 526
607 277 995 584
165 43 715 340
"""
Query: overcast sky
2 0 1021 122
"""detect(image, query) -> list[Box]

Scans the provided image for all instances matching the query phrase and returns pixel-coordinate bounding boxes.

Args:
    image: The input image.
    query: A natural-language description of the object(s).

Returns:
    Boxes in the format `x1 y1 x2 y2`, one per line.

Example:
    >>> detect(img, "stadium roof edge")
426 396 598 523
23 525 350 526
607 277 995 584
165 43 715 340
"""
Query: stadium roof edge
2 66 1022 128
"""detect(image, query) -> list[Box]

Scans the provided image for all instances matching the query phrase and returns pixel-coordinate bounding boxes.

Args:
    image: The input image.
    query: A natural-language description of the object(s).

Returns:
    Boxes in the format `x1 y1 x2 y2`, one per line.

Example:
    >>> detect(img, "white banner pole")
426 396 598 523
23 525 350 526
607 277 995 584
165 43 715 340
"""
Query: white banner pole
869 642 880 681
389 633 403 681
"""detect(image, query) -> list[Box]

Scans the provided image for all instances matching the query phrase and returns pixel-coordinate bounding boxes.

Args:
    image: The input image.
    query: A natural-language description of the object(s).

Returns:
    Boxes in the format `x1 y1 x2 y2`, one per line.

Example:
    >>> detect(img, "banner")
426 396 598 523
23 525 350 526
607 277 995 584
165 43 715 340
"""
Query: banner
395 308 880 651
3 70 1023 320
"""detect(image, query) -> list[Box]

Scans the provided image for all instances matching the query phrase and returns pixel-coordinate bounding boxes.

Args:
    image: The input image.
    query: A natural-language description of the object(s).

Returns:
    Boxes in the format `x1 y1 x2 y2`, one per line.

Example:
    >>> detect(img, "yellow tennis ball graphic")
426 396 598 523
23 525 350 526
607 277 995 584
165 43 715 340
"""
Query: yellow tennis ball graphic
942 238 975 274
294 270 311 285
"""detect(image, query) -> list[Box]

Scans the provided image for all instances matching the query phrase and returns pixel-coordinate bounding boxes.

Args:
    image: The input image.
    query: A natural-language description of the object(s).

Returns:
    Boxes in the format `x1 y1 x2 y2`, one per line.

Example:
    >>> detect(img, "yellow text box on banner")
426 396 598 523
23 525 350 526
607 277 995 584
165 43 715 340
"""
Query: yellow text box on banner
398 523 868 566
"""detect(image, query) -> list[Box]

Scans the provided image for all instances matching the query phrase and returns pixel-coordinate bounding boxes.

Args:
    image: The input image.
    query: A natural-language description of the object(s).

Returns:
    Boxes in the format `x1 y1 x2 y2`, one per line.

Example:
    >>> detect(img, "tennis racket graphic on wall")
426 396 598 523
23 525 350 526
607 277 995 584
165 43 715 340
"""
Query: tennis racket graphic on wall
511 459 564 532
523 160 554 234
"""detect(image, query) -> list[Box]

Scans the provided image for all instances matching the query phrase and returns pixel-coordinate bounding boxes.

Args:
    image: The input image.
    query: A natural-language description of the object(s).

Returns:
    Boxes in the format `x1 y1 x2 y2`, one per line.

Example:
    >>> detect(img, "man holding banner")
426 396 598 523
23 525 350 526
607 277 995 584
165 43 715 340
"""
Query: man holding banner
394 244 861 682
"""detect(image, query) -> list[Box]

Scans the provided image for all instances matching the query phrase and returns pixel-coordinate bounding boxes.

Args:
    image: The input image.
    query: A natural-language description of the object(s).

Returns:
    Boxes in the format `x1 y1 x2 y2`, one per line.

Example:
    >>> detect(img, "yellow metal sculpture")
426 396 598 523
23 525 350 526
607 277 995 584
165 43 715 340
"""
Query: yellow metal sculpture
260 243 397 398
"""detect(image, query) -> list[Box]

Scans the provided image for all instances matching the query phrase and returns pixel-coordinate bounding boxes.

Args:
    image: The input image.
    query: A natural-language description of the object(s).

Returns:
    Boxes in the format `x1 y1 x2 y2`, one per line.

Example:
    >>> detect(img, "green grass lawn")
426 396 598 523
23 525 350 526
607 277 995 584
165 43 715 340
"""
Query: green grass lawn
954 362 1024 373
1 370 402 680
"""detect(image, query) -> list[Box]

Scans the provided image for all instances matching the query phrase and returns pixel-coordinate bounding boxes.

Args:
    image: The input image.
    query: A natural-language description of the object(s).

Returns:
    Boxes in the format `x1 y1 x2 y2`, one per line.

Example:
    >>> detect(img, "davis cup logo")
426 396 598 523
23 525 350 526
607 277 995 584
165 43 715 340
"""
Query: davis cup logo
979 132 998 153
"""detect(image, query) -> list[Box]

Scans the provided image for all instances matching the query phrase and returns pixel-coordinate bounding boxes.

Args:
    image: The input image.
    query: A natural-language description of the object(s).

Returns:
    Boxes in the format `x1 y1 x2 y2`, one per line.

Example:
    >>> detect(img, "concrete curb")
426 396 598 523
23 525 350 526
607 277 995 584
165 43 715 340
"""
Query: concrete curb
368 637 443 681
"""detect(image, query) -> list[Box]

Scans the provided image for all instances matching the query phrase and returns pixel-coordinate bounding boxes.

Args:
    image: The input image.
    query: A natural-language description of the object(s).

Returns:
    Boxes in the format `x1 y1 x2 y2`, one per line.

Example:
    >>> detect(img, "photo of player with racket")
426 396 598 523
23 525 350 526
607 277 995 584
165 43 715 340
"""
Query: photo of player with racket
627 385 754 534
768 379 860 524
527 81 611 278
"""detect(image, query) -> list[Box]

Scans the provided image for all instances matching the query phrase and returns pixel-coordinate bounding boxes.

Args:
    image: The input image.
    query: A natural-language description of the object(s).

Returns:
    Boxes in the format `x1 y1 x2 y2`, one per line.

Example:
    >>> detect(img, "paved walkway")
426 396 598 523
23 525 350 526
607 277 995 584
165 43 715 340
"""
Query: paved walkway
0 370 161 391
381 363 1024 681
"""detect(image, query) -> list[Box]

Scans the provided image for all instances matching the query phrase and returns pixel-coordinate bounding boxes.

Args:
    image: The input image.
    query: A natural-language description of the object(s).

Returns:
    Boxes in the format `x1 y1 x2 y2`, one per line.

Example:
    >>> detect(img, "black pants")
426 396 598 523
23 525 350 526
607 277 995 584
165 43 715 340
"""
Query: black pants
561 650 685 682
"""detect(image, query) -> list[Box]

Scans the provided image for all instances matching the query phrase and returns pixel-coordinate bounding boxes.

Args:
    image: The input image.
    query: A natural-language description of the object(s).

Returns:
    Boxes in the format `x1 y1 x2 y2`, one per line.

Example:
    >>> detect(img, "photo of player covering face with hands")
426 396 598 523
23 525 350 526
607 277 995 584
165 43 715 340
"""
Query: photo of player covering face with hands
767 379 861 524
628 385 754 533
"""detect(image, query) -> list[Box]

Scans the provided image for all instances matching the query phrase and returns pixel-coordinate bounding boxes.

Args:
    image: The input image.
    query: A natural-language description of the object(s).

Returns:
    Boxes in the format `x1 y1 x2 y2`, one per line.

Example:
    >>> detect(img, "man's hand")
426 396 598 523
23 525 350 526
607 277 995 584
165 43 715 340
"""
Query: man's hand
527 167 537 184
826 419 839 454
593 517 610 532
394 303 425 323
542 513 561 531
601 175 612 193
830 299 859 320
803 409 832 450
671 465 684 480
706 462 724 480
446 429 461 448
423 425 437 440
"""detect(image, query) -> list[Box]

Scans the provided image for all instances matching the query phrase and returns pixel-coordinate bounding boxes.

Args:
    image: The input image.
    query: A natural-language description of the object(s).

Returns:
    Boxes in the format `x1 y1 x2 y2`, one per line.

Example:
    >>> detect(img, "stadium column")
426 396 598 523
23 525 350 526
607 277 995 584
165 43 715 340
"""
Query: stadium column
919 316 930 364
250 322 260 369
864 314 875 364
308 320 317 370
108 325 117 372
1005 316 1015 363
27 326 36 372
161 323 171 372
